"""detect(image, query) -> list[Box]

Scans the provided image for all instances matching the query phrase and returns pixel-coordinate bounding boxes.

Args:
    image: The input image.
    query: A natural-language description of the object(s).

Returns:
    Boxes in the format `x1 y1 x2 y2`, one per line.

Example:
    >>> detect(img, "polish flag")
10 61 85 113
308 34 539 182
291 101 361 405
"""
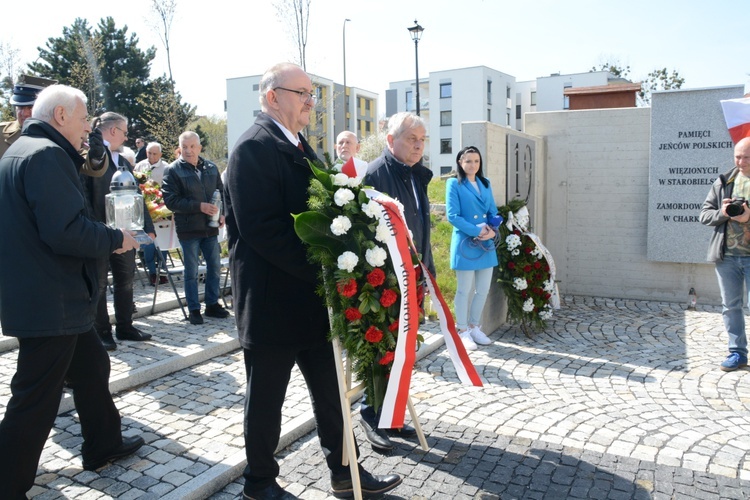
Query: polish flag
720 97 750 143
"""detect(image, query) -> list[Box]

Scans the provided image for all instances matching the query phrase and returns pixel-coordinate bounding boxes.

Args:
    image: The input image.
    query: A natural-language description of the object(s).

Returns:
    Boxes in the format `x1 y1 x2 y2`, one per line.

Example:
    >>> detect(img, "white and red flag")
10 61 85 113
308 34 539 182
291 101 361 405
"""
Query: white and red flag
720 97 750 143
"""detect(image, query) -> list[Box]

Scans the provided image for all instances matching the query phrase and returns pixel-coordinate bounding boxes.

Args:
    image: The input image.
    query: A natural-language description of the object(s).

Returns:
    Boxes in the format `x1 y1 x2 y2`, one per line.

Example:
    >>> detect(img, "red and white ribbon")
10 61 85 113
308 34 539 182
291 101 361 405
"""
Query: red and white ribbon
363 188 483 429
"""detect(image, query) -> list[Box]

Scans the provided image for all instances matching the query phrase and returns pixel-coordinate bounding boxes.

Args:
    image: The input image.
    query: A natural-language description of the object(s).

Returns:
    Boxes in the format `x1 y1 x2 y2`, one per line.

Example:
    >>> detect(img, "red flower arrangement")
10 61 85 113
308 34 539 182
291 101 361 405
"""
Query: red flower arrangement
134 171 172 221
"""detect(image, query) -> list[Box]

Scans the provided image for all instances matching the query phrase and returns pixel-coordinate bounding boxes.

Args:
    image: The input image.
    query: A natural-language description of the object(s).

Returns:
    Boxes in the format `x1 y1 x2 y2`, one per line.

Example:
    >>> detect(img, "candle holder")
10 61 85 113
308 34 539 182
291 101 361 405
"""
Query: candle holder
105 166 152 245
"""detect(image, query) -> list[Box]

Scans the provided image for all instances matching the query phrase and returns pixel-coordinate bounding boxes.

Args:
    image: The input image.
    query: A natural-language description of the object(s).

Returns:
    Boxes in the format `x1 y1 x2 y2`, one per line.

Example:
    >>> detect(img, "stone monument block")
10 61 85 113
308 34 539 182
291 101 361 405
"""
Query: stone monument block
647 86 744 263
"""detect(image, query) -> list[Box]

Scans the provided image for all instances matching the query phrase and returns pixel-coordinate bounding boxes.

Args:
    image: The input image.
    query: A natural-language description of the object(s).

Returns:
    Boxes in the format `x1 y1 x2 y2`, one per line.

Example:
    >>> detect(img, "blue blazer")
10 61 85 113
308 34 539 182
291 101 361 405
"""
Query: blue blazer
446 176 499 271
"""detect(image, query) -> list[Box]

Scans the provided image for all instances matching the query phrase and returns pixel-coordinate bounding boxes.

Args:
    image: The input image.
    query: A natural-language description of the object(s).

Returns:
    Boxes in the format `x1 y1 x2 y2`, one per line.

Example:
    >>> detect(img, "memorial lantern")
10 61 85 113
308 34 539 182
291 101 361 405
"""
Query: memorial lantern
105 166 152 244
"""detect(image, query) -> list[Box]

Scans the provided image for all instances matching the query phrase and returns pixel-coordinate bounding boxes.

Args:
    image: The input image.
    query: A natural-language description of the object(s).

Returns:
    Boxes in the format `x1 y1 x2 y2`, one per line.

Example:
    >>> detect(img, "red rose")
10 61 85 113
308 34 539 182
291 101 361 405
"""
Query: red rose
344 307 362 321
388 320 399 332
365 326 383 343
367 268 386 287
524 247 532 254
379 351 395 365
523 265 532 273
544 293 552 300
507 262 516 270
337 279 358 298
534 261 542 270
521 290 528 298
545 265 550 272
380 289 398 308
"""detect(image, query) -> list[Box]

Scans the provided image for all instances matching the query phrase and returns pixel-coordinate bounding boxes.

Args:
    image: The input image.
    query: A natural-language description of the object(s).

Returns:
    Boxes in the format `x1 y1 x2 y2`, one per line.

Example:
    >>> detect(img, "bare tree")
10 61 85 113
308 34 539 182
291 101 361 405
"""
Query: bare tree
274 0 311 70
149 0 177 82
0 40 21 120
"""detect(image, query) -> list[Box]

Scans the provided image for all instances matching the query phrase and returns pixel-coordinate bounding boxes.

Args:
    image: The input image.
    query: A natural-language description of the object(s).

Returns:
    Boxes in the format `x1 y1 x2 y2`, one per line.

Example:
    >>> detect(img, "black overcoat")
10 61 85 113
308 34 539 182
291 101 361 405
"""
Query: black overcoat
225 113 329 348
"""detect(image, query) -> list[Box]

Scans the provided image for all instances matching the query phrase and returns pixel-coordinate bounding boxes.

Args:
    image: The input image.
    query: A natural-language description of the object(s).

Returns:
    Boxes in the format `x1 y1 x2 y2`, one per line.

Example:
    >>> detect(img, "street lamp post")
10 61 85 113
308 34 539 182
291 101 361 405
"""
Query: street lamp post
407 20 424 116
343 18 351 127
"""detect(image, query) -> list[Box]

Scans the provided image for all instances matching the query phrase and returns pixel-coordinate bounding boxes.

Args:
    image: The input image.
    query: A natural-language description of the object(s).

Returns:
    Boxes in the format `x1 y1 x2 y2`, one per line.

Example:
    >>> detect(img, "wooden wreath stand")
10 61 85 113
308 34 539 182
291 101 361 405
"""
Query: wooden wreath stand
331 336 429 500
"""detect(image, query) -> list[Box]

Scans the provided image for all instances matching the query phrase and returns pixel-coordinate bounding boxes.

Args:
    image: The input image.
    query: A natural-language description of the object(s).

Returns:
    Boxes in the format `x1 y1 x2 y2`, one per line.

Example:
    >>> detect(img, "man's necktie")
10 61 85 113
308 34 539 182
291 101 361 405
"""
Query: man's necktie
297 142 304 152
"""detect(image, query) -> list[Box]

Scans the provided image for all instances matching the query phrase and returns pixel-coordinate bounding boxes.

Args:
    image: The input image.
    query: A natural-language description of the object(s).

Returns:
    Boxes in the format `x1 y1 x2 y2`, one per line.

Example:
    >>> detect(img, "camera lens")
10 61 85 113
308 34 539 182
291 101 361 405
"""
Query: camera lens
727 201 744 217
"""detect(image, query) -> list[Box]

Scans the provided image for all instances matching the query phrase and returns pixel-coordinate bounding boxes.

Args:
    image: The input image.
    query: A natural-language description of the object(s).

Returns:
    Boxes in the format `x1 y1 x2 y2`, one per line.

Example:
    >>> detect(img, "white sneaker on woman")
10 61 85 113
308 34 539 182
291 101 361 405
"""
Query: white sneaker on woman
470 325 492 345
458 329 477 350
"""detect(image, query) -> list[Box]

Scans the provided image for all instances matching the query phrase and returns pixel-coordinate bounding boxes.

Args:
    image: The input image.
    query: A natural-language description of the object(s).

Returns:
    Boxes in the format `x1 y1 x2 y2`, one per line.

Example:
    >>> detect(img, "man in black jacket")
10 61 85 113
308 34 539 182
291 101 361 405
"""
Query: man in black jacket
0 84 144 497
225 62 401 500
360 111 432 451
162 131 229 325
83 112 155 350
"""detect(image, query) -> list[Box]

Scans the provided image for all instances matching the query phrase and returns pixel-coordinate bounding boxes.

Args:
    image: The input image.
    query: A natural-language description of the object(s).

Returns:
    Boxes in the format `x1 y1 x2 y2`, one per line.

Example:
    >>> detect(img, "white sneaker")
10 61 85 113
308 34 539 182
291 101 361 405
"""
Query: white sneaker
470 325 492 345
458 329 477 350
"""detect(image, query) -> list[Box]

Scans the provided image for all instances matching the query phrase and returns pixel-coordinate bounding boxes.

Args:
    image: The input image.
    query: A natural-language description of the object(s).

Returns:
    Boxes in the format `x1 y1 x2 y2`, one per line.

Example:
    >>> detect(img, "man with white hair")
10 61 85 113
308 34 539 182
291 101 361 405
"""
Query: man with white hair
333 130 368 177
360 111 432 451
0 84 144 497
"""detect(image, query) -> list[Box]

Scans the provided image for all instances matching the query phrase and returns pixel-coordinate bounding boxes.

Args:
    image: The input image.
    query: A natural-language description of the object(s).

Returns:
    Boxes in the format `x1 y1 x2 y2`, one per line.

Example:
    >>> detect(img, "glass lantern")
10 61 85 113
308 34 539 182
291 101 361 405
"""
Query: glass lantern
105 166 152 244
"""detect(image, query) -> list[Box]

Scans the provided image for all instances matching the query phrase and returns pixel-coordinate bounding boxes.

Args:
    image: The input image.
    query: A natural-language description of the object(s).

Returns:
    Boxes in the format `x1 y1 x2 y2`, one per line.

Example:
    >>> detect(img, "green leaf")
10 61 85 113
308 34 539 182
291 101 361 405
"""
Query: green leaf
293 212 347 255
308 160 333 191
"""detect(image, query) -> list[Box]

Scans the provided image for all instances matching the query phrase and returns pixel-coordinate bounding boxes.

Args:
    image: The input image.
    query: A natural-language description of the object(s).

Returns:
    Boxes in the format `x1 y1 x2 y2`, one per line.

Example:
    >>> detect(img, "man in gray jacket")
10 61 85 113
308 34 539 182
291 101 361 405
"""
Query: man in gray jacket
0 84 143 497
700 137 750 372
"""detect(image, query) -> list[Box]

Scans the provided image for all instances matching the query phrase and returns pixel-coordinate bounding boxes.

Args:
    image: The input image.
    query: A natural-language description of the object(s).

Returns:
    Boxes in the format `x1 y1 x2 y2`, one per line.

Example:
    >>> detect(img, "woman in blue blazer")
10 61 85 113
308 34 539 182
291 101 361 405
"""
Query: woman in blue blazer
446 146 499 350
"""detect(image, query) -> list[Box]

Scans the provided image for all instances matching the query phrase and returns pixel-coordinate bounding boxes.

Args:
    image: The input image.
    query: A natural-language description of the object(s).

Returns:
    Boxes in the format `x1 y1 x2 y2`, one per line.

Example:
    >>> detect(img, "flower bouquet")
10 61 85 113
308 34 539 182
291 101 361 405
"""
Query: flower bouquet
496 198 559 336
134 171 172 222
293 161 420 413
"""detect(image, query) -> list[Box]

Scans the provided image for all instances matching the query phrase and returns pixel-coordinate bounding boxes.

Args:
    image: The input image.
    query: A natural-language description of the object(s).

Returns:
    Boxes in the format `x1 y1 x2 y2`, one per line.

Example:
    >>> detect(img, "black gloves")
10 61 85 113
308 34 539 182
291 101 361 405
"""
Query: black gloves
88 128 106 162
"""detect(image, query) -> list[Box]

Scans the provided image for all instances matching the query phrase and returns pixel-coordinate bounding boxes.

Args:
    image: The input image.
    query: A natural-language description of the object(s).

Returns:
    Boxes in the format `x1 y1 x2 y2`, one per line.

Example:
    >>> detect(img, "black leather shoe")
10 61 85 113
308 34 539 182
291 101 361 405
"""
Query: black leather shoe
385 423 417 438
330 466 402 498
82 435 144 471
99 331 116 351
243 482 298 499
205 303 230 318
360 417 393 450
115 326 152 341
189 309 204 325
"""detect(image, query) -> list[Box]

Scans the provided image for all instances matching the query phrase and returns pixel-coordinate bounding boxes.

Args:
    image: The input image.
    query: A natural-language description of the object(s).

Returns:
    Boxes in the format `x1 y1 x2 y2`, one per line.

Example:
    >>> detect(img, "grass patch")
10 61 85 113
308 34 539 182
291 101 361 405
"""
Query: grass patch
427 177 456 316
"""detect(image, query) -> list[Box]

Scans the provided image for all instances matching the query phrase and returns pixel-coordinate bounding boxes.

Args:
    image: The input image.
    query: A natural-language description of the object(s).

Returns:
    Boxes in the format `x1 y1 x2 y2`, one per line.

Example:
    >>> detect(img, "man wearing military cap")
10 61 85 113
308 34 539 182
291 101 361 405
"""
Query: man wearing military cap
1 75 108 176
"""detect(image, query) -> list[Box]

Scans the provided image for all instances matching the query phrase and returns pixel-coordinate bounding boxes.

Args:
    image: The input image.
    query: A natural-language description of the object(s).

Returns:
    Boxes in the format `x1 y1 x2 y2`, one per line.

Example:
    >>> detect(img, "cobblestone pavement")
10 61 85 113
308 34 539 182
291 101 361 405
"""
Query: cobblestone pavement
5 295 750 498
213 296 750 499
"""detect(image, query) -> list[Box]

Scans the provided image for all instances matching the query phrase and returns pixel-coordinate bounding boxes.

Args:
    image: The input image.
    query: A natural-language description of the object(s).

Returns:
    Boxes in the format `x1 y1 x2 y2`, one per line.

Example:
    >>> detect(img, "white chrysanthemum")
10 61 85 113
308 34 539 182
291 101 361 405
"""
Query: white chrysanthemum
334 188 355 207
511 249 520 256
506 234 522 250
522 298 535 312
332 173 350 186
513 278 528 291
531 247 543 259
347 176 362 188
375 222 391 243
337 251 359 272
539 310 553 320
362 201 380 219
365 246 388 267
543 279 554 292
330 215 352 236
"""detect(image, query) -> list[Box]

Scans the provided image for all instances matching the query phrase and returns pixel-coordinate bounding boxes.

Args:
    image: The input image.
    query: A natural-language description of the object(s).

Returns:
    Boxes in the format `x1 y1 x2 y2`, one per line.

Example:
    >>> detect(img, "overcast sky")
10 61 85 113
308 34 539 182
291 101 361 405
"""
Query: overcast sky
3 0 748 117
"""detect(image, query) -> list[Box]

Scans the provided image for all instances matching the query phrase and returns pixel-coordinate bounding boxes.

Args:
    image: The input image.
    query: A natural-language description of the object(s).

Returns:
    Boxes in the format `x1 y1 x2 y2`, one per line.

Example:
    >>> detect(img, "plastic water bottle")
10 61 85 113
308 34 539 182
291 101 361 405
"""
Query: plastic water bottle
208 189 221 228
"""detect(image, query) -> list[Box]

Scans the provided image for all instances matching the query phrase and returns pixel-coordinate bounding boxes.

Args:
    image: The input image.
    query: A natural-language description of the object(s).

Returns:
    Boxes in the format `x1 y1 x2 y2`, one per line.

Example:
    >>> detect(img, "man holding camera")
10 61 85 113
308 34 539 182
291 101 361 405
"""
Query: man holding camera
700 136 750 371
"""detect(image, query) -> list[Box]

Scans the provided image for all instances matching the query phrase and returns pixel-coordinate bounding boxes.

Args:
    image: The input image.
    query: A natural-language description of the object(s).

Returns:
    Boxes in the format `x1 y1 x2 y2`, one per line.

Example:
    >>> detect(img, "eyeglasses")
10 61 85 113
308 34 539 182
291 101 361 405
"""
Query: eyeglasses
273 87 317 105
114 126 128 138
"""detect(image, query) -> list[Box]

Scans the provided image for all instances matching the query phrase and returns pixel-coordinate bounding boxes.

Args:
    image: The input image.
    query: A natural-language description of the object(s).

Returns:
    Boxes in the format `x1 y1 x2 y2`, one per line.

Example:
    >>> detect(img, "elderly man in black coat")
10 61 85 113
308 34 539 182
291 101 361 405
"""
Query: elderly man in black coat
225 62 402 500
0 84 144 498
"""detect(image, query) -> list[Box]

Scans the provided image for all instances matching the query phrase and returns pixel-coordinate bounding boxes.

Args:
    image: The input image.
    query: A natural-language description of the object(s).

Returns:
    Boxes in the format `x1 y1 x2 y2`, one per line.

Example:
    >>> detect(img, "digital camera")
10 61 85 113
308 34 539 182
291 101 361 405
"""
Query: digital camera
726 198 747 217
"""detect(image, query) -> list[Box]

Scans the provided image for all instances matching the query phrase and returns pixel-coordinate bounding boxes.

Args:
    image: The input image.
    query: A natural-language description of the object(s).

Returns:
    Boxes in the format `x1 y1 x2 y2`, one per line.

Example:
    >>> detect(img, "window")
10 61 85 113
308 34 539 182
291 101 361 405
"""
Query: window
516 104 521 120
440 166 452 176
440 139 452 154
487 109 491 121
506 86 511 99
487 80 492 104
366 121 371 133
440 111 452 126
506 112 510 126
530 91 537 106
564 96 570 110
406 91 413 111
440 83 452 98
365 99 371 111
